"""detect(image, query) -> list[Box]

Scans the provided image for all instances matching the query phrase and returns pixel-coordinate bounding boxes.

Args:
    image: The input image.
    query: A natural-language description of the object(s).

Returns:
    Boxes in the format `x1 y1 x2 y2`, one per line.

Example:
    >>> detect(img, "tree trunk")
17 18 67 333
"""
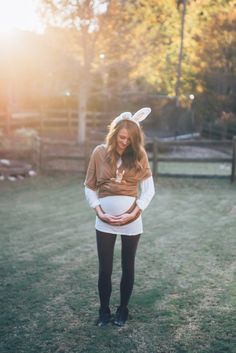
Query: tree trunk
175 0 187 107
78 75 88 143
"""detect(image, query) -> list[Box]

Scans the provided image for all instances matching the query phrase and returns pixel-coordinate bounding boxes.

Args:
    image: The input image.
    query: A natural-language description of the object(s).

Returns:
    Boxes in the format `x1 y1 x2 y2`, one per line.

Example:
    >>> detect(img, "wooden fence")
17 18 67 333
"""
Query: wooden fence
33 135 236 182
150 137 236 182
33 131 106 174
0 110 112 135
0 109 236 181
33 137 85 174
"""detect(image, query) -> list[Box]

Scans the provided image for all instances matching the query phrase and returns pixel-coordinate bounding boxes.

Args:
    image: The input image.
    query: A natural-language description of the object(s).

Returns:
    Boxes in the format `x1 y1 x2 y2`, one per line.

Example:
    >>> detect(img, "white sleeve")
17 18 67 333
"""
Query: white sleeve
84 186 100 208
136 176 155 211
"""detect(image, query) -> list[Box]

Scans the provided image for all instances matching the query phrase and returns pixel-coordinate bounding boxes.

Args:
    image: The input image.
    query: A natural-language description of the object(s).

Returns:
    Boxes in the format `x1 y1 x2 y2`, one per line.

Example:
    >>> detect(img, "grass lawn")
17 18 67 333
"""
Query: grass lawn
0 175 235 353
157 162 232 176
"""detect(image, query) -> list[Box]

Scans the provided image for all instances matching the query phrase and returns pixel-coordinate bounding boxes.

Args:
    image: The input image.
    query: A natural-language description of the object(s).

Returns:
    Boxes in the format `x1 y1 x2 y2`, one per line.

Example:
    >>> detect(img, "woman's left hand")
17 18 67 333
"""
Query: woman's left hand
111 213 135 225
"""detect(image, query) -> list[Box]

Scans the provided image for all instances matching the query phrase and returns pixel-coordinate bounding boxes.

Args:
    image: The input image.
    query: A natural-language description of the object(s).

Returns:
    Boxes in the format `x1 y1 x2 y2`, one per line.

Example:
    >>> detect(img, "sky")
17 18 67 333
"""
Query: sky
0 0 44 34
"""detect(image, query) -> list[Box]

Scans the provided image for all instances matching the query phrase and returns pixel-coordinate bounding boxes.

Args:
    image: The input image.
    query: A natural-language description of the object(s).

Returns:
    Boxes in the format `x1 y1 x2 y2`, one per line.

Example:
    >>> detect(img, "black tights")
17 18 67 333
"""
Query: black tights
96 230 140 313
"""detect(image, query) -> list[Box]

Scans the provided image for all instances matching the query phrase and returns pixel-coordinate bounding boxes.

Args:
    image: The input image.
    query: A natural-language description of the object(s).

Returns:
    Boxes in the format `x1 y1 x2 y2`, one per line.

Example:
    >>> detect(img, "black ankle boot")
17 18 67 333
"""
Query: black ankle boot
96 308 111 327
112 306 129 326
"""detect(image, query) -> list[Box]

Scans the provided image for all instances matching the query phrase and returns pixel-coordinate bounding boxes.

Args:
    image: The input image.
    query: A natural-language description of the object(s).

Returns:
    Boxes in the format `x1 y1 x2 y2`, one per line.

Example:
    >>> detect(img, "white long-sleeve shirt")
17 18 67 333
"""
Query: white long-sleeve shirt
85 175 155 211
85 175 155 236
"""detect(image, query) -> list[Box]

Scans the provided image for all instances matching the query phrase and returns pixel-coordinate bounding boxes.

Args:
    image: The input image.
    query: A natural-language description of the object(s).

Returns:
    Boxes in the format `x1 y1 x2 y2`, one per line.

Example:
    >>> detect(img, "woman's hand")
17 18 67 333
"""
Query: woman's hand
99 212 121 224
95 205 141 226
109 213 133 225
111 206 141 225
95 205 119 224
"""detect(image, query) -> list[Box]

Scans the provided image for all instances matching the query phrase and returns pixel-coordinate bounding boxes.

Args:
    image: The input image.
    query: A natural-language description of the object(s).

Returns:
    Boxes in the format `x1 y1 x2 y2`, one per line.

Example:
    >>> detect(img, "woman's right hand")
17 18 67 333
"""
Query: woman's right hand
95 205 118 224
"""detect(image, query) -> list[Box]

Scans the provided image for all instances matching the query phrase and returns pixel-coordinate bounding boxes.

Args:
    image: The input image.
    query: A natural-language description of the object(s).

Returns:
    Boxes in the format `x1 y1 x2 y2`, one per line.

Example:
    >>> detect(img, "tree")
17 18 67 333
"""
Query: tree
98 0 181 95
39 0 110 142
189 0 236 123
175 0 187 107
38 0 236 135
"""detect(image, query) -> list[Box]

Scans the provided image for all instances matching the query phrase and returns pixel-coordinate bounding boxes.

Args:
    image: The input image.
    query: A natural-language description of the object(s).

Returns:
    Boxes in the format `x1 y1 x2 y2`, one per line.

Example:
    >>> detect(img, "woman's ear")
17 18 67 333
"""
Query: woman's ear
132 107 151 123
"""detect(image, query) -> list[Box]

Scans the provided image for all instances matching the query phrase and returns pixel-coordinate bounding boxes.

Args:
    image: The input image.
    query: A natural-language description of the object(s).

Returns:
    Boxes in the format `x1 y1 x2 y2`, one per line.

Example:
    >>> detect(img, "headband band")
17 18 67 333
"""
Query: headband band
111 107 151 127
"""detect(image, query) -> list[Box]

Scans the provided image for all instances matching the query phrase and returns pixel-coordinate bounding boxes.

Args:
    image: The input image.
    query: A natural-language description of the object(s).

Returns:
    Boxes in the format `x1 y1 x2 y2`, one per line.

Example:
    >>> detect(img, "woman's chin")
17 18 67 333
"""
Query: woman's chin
117 146 126 153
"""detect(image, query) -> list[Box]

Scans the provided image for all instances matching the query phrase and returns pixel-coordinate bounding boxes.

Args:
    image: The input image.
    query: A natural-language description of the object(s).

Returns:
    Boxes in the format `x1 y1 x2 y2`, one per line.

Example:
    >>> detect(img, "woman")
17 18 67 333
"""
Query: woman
84 107 155 327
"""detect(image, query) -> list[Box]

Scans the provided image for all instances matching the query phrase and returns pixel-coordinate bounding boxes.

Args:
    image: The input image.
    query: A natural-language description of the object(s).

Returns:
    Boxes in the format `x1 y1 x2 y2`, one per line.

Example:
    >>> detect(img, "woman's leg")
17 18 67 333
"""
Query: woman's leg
96 230 117 313
120 234 140 309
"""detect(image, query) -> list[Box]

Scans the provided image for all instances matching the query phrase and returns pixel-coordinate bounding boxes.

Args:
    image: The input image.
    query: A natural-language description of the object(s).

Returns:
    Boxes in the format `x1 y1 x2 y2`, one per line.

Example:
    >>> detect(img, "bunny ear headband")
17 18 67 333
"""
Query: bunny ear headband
111 107 151 127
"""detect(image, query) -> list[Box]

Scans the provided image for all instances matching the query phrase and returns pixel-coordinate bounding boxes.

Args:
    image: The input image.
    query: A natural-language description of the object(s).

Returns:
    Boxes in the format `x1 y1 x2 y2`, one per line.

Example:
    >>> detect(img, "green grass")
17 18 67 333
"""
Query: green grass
0 176 235 353
157 162 232 176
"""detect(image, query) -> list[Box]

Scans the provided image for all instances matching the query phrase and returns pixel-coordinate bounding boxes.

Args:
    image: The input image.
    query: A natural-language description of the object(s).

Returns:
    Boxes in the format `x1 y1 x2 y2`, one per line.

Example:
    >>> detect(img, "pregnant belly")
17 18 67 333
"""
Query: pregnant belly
99 196 136 216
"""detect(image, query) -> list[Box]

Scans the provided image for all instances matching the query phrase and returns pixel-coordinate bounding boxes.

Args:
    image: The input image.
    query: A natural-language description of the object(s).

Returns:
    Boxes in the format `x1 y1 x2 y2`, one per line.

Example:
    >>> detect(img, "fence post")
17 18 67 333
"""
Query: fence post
34 136 42 174
32 135 37 170
231 136 236 182
84 140 89 176
152 138 158 179
84 131 93 176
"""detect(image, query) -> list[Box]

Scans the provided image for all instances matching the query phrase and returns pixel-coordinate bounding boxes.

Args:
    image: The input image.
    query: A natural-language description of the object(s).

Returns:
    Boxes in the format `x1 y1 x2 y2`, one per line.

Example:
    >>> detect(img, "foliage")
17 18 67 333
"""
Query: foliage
96 0 181 95
88 0 236 126
39 1 110 71
0 0 235 133
192 0 236 122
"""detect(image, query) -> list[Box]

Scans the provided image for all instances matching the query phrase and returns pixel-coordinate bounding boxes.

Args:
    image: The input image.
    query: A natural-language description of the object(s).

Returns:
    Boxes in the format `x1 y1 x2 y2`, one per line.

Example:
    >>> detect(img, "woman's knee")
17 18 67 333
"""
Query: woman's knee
99 268 112 279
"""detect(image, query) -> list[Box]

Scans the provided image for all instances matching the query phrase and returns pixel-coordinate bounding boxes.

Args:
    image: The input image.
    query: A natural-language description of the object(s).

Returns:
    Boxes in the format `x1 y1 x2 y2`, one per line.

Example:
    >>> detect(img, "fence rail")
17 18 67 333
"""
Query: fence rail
33 135 236 182
0 110 113 134
1 123 235 181
151 137 236 182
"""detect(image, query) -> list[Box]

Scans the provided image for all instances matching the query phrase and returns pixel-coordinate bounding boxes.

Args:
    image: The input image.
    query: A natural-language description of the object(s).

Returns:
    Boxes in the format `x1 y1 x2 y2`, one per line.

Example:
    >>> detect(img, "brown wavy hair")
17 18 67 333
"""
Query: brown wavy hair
105 120 145 171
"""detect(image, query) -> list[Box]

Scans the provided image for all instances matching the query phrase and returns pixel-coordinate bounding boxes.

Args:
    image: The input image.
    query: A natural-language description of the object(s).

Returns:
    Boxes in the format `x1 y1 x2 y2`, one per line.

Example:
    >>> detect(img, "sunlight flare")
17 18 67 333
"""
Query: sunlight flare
0 0 43 34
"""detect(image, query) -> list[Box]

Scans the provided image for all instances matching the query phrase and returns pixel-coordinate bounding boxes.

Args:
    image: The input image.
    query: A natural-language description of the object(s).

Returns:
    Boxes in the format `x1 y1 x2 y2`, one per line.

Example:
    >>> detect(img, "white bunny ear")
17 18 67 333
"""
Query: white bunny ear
132 107 151 123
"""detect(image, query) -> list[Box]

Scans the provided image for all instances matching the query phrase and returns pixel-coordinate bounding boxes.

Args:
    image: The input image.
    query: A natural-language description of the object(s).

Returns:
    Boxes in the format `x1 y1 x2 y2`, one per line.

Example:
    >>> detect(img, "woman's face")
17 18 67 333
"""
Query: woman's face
116 128 131 154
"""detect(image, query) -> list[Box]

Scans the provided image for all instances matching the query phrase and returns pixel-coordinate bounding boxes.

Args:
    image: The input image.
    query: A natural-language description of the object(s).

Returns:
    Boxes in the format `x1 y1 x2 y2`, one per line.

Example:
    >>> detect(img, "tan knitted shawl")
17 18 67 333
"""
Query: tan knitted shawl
84 144 152 198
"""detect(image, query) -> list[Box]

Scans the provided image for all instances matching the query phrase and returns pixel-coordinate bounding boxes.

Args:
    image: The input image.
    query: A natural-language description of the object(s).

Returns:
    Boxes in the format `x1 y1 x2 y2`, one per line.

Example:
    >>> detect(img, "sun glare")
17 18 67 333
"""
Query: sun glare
0 0 43 34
